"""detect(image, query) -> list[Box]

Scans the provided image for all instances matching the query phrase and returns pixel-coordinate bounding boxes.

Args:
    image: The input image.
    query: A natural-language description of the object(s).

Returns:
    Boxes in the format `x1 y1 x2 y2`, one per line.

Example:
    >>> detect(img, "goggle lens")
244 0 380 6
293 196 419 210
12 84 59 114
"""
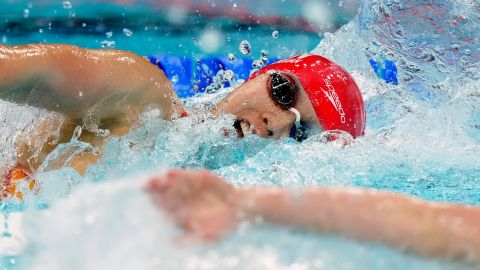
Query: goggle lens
269 73 297 109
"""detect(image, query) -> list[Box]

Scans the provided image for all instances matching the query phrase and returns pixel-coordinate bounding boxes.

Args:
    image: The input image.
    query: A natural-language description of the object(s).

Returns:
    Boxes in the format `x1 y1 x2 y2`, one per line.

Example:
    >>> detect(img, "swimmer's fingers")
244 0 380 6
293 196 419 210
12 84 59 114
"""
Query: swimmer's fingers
173 199 237 243
146 169 238 242
146 169 198 213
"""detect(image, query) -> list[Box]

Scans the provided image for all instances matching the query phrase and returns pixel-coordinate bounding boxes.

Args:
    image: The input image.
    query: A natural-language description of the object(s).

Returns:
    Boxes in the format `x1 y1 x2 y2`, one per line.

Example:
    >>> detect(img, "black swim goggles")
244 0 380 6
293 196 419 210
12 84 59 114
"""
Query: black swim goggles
267 72 309 142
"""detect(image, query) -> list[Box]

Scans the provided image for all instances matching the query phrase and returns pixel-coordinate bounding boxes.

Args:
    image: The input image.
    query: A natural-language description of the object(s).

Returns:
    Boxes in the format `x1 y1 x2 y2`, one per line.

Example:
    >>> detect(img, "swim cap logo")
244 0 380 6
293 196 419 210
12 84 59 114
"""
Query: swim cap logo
320 78 346 123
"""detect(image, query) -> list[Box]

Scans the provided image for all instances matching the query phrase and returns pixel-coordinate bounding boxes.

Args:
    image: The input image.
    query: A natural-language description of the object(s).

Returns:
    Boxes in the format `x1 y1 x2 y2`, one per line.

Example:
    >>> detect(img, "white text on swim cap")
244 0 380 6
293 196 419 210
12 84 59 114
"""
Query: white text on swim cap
320 78 346 123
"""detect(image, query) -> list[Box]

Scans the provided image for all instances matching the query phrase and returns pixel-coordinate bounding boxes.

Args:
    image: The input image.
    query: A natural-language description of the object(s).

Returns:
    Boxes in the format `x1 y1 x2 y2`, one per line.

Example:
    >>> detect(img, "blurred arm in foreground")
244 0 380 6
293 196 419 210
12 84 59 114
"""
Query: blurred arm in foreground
147 169 480 263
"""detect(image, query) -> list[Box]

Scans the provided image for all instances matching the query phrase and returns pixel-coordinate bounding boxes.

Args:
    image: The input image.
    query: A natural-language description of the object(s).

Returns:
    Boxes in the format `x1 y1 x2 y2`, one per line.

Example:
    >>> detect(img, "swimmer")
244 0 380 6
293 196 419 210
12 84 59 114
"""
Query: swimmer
147 169 480 263
0 44 365 176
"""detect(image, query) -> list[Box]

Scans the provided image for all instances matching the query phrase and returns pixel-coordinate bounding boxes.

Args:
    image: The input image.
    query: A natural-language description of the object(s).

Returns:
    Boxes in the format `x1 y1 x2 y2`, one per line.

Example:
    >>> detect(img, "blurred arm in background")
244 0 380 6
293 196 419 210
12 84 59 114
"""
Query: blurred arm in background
147 169 480 263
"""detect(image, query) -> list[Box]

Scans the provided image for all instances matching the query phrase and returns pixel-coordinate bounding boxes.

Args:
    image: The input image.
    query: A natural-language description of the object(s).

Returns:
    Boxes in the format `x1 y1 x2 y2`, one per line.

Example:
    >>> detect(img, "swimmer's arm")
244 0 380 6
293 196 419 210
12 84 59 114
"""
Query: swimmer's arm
0 44 185 119
0 44 46 92
148 170 480 262
236 187 480 262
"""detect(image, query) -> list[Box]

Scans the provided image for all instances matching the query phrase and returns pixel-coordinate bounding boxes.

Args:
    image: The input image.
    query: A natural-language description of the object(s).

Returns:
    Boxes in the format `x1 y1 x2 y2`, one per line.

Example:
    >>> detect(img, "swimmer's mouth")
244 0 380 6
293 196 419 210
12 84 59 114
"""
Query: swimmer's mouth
233 119 255 138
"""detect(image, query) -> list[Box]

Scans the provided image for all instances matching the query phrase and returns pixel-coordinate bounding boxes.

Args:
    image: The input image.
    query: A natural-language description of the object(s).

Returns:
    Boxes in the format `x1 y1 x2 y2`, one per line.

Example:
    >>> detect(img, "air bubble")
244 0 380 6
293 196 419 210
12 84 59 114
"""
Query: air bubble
272 30 279 38
227 53 236 61
239 40 251 55
171 75 179 84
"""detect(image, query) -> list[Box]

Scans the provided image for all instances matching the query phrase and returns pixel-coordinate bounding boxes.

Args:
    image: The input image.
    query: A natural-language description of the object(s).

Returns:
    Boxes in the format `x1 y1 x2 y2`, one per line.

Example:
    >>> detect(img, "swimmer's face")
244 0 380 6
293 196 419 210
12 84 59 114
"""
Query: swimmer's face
213 73 319 139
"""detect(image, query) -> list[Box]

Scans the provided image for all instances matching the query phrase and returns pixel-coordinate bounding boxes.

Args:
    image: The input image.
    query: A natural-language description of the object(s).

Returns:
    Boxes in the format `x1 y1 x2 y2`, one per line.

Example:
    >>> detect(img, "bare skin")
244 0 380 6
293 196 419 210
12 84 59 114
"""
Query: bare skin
0 44 316 174
146 169 480 263
212 73 319 139
0 44 185 173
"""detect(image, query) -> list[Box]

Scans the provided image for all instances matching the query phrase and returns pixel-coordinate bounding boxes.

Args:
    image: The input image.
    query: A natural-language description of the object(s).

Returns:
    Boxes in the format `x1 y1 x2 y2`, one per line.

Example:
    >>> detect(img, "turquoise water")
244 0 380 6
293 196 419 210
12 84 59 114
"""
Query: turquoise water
0 1 322 58
0 0 480 269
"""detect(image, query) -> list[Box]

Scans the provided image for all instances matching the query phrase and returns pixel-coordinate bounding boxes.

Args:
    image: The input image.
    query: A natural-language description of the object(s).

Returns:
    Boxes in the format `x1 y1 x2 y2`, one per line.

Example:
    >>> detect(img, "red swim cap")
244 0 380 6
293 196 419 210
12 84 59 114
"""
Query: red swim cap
249 54 366 138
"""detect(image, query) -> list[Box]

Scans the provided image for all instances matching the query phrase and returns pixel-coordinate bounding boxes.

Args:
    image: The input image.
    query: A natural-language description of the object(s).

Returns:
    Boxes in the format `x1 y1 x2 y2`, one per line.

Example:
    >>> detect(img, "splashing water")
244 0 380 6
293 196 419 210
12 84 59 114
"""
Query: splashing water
272 30 279 38
239 40 252 55
0 0 479 269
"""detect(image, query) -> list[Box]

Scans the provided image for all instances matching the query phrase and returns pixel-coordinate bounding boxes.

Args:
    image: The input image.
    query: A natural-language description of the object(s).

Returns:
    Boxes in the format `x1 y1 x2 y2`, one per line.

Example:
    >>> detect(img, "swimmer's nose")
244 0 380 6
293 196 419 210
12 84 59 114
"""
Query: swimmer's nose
260 112 295 139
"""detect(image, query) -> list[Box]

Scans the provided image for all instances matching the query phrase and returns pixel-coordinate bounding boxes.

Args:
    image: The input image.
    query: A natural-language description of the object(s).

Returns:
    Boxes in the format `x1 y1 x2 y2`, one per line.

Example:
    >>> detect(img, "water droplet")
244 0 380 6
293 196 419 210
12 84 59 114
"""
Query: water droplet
78 91 83 97
261 50 268 57
338 1 344 7
96 128 110 137
23 9 30 18
227 53 236 61
38 28 44 33
272 30 279 38
171 75 179 84
62 1 72 9
202 64 210 73
239 40 251 55
105 31 113 38
199 29 223 53
82 22 86 27
101 40 115 48
122 28 133 37
72 126 82 140
252 60 264 68
233 3 237 8
224 70 234 81
1 36 7 43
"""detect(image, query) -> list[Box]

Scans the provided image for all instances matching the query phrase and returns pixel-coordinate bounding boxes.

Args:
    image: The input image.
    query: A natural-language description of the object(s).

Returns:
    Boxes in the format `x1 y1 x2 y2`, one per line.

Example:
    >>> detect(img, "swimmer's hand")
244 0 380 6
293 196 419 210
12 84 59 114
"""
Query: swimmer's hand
146 169 480 262
146 170 239 242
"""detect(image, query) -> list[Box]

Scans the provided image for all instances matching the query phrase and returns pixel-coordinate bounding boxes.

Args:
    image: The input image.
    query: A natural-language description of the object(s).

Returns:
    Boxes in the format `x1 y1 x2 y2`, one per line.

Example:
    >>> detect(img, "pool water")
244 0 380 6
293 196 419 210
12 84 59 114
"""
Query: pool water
1 0 480 269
